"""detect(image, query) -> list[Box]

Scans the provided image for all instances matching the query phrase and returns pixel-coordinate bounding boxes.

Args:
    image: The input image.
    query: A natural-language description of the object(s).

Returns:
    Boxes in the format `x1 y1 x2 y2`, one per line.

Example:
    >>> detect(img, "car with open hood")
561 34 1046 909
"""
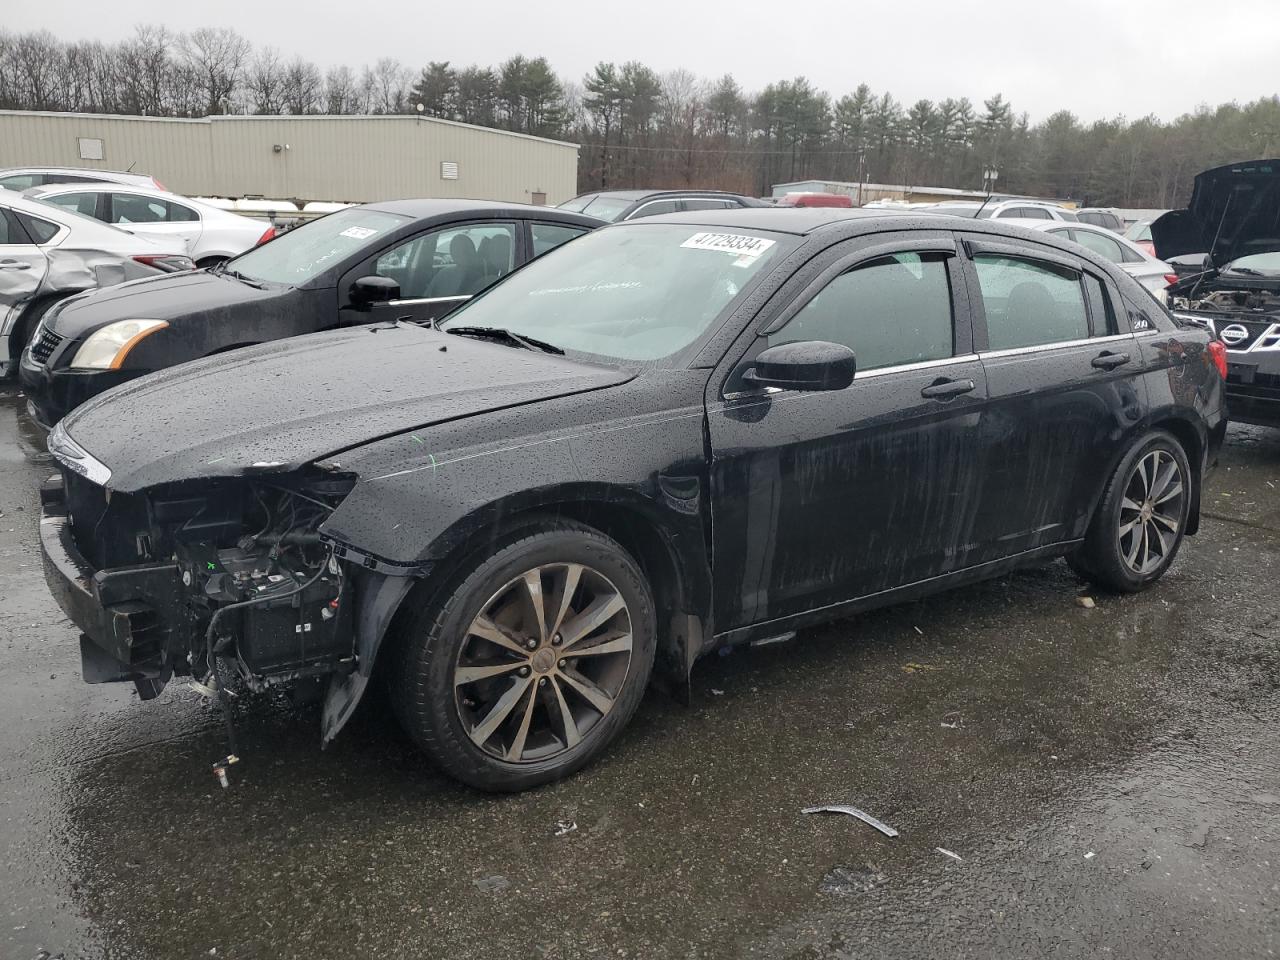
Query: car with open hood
19 199 601 428
1158 159 1280 427
39 209 1225 792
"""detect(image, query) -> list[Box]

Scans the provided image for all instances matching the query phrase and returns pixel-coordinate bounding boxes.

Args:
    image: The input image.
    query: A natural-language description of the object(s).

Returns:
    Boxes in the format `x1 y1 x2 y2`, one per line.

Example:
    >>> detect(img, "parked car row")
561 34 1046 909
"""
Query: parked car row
31 195 1227 791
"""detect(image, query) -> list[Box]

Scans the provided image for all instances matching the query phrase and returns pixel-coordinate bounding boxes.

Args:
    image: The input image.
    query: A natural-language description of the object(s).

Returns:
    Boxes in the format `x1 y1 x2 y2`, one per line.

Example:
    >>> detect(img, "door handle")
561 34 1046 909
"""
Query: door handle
1091 351 1131 370
920 377 976 399
0 260 32 270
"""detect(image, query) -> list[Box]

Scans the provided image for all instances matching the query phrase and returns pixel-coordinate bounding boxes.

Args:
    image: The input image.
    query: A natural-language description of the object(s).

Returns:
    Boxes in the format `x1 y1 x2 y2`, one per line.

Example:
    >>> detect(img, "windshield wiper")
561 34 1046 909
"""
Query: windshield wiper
1226 266 1265 276
221 267 267 289
444 325 564 355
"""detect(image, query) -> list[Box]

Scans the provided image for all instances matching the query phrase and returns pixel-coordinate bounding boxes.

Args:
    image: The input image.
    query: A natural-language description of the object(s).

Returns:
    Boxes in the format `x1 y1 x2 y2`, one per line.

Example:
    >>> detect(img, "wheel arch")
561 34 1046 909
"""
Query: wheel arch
1146 411 1204 536
413 485 713 685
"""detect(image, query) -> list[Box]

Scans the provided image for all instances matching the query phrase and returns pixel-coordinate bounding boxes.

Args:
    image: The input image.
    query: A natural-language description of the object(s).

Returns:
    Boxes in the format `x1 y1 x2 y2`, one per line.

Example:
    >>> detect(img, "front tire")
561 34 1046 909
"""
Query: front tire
1071 430 1191 593
389 521 656 792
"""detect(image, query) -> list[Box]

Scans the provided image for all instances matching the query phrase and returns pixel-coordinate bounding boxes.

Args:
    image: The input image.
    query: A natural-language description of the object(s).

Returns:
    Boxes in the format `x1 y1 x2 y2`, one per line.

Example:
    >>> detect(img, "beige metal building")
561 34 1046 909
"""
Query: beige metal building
0 110 579 205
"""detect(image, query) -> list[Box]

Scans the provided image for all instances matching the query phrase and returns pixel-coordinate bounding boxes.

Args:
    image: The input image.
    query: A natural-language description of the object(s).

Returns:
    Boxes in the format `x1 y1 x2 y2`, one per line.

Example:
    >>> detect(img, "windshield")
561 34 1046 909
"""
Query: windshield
441 223 789 362
1224 251 1280 274
229 208 410 285
578 196 634 222
928 205 980 218
557 195 594 213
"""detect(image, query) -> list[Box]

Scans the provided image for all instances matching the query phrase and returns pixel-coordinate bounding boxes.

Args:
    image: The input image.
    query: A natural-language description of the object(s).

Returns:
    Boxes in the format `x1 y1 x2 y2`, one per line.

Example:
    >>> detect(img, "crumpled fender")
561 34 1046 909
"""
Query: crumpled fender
320 566 416 744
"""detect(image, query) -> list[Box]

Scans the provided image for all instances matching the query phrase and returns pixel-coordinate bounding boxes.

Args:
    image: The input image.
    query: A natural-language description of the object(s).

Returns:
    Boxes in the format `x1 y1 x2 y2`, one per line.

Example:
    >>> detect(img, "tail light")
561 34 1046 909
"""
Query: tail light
134 254 194 273
152 178 167 191
1163 273 1179 286
1206 340 1228 380
256 226 276 246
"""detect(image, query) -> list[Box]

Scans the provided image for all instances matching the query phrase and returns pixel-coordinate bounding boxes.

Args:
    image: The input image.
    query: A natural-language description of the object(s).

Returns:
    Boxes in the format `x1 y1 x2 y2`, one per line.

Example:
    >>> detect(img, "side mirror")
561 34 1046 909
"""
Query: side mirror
744 341 857 392
351 275 400 307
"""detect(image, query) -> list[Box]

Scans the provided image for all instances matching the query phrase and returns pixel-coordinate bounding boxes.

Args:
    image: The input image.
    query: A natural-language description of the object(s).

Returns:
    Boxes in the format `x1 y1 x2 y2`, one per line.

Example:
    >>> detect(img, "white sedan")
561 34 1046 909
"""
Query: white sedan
997 218 1176 301
25 183 275 268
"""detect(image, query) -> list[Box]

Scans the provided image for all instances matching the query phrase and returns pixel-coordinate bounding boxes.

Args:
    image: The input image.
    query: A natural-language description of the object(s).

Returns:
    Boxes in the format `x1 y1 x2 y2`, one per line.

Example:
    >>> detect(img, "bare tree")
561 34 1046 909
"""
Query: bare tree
324 65 359 114
364 58 409 114
178 27 250 115
248 47 285 114
281 57 322 115
116 26 176 117
12 31 66 110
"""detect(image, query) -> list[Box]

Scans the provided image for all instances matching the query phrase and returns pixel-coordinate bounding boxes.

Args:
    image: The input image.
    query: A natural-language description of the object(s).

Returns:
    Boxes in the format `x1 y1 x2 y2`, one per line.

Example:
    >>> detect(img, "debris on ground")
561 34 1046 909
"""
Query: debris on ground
554 820 578 837
1084 851 1096 860
473 875 511 893
819 865 885 896
935 847 963 862
710 689 725 696
802 804 899 838
913 625 923 635
1186 823 1212 848
1077 596 1096 609
940 711 963 729
901 662 939 675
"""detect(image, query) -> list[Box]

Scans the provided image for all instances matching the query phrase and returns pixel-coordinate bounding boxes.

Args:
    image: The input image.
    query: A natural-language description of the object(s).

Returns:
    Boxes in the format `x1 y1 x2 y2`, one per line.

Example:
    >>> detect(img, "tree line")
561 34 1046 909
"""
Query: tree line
3 25 1280 207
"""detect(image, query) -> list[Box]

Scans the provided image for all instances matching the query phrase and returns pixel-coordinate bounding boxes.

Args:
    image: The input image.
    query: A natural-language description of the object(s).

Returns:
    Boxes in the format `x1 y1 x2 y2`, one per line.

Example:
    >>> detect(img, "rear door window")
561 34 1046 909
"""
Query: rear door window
0 174 43 191
628 199 680 219
974 255 1089 349
769 252 955 371
1072 229 1125 264
682 198 736 212
110 193 170 224
42 192 100 218
530 222 588 258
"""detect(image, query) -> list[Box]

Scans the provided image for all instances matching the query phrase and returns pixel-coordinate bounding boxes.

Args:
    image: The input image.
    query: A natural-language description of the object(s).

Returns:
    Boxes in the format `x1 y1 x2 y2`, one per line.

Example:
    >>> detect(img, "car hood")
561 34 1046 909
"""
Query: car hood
1152 159 1280 266
58 323 633 492
46 269 283 339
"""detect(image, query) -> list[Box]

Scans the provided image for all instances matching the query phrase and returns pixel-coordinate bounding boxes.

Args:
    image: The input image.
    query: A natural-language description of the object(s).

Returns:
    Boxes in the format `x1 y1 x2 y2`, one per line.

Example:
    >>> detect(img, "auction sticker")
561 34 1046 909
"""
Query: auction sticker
340 226 378 240
681 232 775 258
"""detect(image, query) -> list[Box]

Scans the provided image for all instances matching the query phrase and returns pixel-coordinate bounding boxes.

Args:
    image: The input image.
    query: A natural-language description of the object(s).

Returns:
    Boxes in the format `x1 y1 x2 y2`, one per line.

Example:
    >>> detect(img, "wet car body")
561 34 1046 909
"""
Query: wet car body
1158 159 1280 427
20 199 602 428
38 210 1226 788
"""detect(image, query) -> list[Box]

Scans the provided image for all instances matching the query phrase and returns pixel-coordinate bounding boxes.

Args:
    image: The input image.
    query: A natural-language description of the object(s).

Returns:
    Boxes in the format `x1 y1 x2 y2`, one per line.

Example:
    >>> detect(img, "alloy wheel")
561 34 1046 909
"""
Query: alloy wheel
1117 448 1184 576
453 562 634 763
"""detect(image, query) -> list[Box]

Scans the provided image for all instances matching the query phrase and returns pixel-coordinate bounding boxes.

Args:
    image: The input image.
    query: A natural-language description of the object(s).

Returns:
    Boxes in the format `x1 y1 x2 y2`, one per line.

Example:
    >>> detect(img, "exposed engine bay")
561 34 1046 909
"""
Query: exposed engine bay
57 468 357 698
1171 286 1280 319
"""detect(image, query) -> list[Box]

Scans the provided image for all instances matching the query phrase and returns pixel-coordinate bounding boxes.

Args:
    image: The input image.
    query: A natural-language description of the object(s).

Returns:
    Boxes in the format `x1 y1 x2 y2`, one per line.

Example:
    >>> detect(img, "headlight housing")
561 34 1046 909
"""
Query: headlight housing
71 319 169 370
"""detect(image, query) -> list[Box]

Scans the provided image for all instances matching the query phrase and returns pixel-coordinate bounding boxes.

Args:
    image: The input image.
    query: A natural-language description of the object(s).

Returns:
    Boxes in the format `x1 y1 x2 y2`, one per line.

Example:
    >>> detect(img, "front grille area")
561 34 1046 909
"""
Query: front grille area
30 328 64 364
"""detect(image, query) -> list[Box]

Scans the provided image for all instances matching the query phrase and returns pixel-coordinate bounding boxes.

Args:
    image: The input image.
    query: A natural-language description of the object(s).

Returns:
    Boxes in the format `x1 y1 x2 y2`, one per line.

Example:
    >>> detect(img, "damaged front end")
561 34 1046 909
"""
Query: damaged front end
39 447 379 721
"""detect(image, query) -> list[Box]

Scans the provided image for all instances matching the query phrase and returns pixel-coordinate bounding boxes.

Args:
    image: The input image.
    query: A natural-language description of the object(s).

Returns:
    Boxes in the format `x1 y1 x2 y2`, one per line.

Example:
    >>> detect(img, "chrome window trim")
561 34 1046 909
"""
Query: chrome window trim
979 332 1134 361
721 353 977 400
387 294 471 307
854 352 978 379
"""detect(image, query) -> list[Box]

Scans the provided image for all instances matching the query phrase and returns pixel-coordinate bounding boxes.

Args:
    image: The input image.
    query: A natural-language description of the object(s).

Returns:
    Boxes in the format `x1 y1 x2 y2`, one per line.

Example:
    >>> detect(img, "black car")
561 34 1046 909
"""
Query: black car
1159 159 1280 427
558 188 760 222
20 200 602 427
40 209 1226 792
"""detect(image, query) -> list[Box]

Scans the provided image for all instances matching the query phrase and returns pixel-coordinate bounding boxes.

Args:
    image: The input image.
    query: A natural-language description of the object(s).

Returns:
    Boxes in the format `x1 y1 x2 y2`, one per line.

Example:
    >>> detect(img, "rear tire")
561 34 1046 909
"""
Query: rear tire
388 521 656 792
1072 430 1191 593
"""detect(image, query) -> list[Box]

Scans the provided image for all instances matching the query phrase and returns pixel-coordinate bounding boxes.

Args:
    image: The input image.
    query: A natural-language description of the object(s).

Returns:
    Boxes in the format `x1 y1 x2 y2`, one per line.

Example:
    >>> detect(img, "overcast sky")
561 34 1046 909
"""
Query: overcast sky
8 0 1278 122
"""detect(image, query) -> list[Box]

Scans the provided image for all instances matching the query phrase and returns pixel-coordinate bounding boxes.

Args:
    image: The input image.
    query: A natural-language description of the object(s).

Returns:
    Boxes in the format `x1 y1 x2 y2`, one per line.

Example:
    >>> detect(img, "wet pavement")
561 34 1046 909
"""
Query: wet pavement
0 381 1277 960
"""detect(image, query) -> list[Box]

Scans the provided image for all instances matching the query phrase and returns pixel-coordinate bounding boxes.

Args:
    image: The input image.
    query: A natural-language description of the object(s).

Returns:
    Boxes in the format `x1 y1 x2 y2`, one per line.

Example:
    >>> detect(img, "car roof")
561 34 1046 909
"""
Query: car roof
0 165 148 176
619 207 938 235
361 198 603 225
575 188 749 202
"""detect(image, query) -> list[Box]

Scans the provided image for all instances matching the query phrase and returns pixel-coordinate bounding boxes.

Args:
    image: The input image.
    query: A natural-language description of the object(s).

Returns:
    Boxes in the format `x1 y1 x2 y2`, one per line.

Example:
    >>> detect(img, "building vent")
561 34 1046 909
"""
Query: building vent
78 137 104 161
530 191 547 206
441 161 459 180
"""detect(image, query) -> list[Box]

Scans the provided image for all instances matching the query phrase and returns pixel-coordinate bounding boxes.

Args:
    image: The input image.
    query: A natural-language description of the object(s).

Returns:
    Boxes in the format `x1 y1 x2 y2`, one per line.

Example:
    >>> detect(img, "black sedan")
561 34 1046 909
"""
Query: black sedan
20 199 602 427
39 209 1226 792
